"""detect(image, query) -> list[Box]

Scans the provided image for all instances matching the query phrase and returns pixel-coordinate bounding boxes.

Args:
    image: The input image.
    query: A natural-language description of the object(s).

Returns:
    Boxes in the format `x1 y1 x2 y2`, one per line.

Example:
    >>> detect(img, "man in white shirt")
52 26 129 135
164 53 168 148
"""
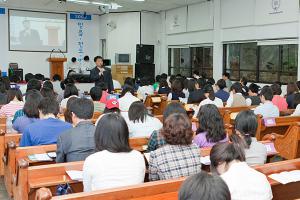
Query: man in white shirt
118 85 140 112
80 56 94 75
65 57 81 77
254 86 279 118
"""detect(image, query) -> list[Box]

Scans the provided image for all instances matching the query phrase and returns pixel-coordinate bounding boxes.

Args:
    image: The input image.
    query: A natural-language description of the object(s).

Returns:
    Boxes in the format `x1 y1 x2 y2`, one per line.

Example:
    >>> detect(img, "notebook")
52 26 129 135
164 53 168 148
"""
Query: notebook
66 170 83 181
28 153 53 162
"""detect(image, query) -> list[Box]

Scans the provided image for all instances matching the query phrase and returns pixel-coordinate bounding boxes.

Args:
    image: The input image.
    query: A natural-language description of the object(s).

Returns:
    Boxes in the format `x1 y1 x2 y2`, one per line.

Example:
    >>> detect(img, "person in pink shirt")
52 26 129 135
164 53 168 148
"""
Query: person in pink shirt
0 88 24 117
271 84 287 111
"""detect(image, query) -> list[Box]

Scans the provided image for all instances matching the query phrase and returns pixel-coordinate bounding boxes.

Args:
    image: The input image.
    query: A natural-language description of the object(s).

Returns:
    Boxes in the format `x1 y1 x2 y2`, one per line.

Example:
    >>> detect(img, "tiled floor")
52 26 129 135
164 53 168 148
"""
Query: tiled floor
0 177 9 200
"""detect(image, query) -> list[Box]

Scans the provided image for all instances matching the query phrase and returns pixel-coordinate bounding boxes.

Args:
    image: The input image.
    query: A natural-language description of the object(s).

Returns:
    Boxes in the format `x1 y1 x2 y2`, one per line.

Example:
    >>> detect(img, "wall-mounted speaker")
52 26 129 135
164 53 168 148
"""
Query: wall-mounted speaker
136 44 154 64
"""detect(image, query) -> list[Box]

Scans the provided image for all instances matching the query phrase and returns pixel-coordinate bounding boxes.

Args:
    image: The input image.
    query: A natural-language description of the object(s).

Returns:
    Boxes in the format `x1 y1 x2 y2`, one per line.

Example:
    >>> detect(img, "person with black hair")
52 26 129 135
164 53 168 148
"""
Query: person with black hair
222 72 232 89
231 110 267 166
137 77 154 101
35 73 45 81
149 113 201 181
123 77 135 88
226 82 247 107
103 98 121 114
179 171 231 200
0 88 24 117
240 77 249 96
271 83 288 111
25 73 35 83
83 113 145 191
297 81 300 90
63 97 78 123
246 83 261 106
210 142 272 200
20 98 72 147
192 70 200 79
291 93 300 116
90 56 114 93
193 104 227 148
286 82 299 109
60 84 79 111
158 78 171 95
0 80 7 105
56 98 95 163
147 102 187 152
168 79 185 101
13 90 42 133
161 73 168 80
26 78 42 93
81 55 94 74
65 57 80 77
215 79 230 102
197 85 223 111
254 86 279 118
118 85 140 112
126 101 162 138
187 79 205 104
89 86 105 112
40 87 56 99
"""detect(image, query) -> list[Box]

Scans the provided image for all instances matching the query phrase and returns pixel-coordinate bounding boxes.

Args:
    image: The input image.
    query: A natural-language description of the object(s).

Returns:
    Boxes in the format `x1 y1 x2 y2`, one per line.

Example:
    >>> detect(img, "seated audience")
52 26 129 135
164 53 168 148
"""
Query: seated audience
149 113 201 181
222 72 232 90
158 78 171 95
63 96 78 123
215 79 230 102
137 77 154 101
56 98 95 163
123 77 135 88
226 82 247 107
240 77 249 96
96 82 109 104
126 101 162 138
40 87 56 99
168 79 185 101
187 79 205 104
83 113 145 191
291 93 300 116
254 86 279 118
182 78 189 98
20 98 72 147
193 104 228 148
13 90 42 133
271 83 287 111
192 70 201 79
147 102 187 152
297 81 300 90
52 74 63 95
286 82 299 109
198 84 223 108
104 98 120 114
60 84 79 111
179 171 231 200
246 83 261 106
210 142 273 200
118 85 140 112
26 78 42 94
0 88 24 117
153 75 160 92
232 111 267 166
0 80 7 105
89 87 105 113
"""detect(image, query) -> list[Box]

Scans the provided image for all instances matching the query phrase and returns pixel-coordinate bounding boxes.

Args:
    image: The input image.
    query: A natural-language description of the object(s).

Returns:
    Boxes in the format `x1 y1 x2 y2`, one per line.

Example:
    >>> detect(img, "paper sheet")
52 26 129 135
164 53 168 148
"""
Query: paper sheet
200 156 211 165
269 170 300 184
28 153 52 161
66 170 83 181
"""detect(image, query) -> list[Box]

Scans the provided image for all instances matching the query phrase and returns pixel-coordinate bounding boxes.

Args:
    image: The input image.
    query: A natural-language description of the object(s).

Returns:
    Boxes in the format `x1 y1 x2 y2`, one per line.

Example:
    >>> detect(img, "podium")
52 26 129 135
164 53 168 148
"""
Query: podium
47 58 67 79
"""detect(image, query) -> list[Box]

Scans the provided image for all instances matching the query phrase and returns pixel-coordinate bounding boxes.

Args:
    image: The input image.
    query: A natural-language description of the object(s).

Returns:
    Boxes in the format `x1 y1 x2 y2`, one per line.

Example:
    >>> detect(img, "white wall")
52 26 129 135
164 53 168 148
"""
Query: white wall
0 8 100 78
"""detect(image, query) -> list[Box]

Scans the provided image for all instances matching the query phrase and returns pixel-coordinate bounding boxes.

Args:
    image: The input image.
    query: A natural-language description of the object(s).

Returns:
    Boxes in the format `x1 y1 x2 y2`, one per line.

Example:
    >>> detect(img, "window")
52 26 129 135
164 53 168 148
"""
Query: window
224 43 298 83
168 46 213 77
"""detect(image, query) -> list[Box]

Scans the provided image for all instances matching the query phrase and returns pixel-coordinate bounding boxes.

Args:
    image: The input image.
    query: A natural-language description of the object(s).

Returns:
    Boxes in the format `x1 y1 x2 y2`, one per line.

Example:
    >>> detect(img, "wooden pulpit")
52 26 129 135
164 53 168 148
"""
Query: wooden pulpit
47 58 67 79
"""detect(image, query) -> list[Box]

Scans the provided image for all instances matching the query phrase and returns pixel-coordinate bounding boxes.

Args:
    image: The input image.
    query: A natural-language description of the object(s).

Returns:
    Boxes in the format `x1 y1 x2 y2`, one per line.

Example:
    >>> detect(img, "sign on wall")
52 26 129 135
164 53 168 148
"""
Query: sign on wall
0 7 5 15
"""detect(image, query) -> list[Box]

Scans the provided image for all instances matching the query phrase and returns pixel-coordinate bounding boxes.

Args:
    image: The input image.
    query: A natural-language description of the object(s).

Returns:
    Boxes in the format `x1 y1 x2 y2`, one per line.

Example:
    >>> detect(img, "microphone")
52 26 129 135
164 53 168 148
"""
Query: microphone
58 49 66 58
49 49 55 58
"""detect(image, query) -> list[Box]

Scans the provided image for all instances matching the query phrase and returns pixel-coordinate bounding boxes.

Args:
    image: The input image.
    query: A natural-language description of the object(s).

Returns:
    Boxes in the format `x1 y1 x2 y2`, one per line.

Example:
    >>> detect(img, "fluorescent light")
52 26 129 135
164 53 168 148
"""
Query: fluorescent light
91 1 110 6
67 0 90 4
132 0 145 1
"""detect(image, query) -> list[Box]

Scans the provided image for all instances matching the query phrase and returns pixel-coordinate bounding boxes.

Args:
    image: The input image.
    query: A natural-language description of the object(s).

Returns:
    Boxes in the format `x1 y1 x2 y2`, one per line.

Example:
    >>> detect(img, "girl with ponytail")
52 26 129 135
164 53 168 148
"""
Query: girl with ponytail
231 110 267 166
210 142 273 200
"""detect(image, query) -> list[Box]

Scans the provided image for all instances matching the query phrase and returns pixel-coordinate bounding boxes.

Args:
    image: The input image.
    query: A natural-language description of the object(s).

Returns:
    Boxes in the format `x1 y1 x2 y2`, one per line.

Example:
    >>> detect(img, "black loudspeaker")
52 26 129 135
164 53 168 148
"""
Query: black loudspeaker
8 68 23 81
136 44 154 64
135 63 155 79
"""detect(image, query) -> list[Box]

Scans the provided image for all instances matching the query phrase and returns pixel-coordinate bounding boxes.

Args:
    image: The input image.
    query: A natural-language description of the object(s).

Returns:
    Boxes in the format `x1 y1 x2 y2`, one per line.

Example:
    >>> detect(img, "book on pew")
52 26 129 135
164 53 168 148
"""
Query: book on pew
66 170 83 181
200 156 211 165
269 170 300 184
28 153 53 162
47 152 57 158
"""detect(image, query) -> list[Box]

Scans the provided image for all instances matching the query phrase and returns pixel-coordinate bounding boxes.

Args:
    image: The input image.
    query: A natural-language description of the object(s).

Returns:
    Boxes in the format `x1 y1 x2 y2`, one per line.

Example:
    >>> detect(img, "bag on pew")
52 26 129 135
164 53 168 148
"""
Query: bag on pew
56 183 73 196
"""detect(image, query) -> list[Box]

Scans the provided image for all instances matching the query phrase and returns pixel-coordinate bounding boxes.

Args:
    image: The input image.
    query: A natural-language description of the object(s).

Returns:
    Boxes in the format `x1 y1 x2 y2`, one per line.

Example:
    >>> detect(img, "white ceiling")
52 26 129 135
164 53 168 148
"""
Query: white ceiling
0 0 206 14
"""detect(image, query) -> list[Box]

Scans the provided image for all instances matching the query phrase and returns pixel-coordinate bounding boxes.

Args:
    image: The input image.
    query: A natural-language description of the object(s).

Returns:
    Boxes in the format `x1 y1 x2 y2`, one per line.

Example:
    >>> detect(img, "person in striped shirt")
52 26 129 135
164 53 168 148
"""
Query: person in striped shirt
0 88 24 117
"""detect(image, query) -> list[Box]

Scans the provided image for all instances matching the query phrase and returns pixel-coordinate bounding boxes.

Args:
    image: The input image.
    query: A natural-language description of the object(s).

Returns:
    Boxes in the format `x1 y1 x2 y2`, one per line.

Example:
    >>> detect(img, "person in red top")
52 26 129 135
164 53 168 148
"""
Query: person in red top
0 88 24 117
271 83 288 111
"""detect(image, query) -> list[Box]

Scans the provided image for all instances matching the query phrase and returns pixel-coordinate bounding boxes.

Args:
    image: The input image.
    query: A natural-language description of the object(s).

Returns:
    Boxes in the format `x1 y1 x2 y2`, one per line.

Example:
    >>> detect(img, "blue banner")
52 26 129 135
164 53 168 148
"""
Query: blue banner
70 13 91 20
0 8 5 15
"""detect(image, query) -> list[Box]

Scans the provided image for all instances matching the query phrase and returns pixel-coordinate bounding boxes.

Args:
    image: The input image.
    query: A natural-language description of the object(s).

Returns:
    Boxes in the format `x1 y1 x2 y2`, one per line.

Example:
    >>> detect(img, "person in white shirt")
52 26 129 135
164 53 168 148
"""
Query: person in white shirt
125 101 162 138
291 93 300 116
65 57 81 77
254 86 279 118
194 84 223 117
210 142 273 200
118 85 140 112
137 77 154 101
51 74 63 96
83 113 146 191
80 56 94 75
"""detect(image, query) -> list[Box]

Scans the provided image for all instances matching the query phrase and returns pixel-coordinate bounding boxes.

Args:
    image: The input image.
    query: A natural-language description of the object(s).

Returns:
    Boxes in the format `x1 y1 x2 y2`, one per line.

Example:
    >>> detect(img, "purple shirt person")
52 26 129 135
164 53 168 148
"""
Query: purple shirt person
193 132 228 148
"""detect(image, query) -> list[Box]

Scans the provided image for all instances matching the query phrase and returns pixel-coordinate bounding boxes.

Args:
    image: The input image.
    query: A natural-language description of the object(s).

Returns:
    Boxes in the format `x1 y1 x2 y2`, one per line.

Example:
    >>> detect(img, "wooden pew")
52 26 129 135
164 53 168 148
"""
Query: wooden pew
256 116 300 140
218 106 256 124
91 112 102 124
144 95 168 116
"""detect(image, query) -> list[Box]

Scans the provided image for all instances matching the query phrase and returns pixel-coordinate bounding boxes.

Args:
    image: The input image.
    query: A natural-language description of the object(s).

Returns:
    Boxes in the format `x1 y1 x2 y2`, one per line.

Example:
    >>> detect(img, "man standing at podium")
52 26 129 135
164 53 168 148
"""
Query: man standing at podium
90 56 114 93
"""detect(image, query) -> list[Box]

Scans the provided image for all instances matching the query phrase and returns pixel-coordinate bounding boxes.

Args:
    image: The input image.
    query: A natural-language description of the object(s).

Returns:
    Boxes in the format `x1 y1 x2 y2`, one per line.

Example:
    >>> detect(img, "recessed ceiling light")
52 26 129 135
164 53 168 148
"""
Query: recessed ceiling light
132 0 145 2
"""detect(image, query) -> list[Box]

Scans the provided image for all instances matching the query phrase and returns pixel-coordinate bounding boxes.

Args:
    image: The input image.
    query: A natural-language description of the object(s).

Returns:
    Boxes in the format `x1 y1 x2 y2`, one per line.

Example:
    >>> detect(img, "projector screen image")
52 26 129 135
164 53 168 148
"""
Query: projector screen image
9 10 67 52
